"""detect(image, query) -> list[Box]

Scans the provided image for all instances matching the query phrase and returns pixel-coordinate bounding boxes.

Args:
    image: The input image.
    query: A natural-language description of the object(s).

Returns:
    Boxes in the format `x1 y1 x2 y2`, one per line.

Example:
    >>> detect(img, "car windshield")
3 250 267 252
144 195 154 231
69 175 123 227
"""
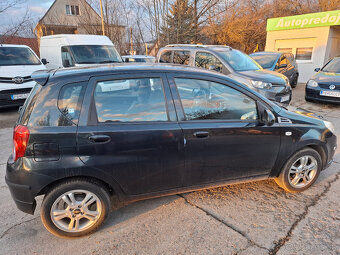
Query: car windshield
69 45 122 64
322 58 340 73
217 49 261 72
0 47 41 66
250 54 278 69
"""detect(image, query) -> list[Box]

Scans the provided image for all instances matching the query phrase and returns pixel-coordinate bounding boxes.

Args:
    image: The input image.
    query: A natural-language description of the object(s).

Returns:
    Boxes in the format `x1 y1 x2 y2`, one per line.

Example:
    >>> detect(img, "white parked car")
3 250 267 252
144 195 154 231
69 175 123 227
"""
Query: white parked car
0 44 46 108
40 34 123 69
122 55 156 63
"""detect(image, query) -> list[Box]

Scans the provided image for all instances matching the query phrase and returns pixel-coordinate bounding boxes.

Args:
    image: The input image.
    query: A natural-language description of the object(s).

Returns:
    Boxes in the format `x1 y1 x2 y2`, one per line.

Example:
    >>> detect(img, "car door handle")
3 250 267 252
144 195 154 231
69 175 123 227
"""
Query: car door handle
193 131 209 138
88 135 111 143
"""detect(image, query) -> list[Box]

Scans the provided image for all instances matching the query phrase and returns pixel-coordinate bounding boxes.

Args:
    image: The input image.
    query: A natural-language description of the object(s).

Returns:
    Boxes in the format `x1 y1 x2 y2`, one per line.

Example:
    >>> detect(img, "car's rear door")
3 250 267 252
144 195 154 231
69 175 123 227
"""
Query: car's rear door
76 72 185 196
167 73 281 186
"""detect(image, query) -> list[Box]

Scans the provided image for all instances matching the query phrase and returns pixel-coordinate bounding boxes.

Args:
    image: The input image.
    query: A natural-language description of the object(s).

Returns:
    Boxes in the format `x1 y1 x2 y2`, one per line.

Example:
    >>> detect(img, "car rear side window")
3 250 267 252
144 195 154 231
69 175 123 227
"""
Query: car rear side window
94 78 168 123
18 84 42 125
159 51 172 63
173 51 190 65
27 82 86 127
175 78 258 121
58 83 86 125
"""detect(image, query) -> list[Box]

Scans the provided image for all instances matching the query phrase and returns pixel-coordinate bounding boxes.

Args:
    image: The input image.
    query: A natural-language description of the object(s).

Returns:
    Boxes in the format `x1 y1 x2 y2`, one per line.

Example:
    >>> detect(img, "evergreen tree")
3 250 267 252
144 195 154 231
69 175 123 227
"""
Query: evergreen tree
162 0 195 44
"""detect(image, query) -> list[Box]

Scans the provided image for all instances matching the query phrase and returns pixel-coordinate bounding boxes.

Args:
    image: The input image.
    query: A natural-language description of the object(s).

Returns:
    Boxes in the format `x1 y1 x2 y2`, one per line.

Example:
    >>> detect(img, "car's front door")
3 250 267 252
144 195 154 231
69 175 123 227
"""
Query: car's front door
77 73 185 195
168 74 281 186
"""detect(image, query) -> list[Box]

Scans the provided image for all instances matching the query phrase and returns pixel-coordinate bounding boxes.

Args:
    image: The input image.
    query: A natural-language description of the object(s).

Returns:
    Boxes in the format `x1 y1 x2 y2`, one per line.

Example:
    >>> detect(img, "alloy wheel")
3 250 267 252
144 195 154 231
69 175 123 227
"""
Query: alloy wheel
50 189 102 233
288 155 318 188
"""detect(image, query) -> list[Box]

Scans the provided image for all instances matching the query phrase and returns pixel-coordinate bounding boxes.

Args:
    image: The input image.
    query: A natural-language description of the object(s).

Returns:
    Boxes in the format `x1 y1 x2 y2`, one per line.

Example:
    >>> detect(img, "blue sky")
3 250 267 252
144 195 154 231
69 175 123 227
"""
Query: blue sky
0 0 54 28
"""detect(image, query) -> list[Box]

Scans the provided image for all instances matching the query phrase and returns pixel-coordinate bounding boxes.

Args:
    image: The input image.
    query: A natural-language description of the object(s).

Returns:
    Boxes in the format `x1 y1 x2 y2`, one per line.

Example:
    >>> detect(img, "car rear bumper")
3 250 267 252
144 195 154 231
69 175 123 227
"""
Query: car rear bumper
306 87 340 104
6 158 56 215
5 177 36 214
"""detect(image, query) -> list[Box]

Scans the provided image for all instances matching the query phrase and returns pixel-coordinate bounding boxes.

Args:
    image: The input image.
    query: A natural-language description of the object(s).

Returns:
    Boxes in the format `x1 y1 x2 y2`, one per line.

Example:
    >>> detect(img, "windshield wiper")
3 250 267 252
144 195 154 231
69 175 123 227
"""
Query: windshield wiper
99 60 121 63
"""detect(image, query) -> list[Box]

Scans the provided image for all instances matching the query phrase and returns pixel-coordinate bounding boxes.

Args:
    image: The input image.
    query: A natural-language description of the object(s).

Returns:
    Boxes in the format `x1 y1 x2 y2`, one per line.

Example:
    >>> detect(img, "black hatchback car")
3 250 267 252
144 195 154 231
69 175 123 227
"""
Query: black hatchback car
6 64 336 238
250 52 299 88
306 57 340 104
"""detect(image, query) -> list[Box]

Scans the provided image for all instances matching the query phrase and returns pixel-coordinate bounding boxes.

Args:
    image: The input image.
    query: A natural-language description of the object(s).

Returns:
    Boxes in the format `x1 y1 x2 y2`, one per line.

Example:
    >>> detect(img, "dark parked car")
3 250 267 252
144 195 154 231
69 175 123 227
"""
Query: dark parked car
6 64 336 238
306 57 340 104
250 51 299 88
157 45 292 105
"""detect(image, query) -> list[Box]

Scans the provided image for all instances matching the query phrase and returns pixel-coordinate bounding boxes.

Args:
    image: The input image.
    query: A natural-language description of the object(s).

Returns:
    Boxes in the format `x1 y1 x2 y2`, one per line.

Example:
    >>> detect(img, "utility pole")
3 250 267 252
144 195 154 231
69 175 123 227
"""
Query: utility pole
100 0 105 35
130 27 133 55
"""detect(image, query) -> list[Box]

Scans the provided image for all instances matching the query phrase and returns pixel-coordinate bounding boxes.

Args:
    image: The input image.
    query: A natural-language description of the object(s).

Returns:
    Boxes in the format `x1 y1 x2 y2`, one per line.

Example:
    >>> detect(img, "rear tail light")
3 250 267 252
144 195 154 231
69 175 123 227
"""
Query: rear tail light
13 125 30 161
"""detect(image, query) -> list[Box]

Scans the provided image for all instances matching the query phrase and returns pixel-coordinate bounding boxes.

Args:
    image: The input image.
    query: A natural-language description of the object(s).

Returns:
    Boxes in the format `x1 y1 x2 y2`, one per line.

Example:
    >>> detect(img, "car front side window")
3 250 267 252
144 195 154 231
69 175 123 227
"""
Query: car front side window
195 52 223 72
94 78 168 123
175 78 258 121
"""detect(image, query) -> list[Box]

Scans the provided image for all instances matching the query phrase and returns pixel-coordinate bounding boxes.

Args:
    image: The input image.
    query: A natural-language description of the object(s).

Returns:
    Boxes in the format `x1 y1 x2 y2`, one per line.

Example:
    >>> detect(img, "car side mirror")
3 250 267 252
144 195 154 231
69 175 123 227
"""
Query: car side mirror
124 58 129 63
262 109 275 126
314 68 320 72
63 59 71 67
41 58 48 65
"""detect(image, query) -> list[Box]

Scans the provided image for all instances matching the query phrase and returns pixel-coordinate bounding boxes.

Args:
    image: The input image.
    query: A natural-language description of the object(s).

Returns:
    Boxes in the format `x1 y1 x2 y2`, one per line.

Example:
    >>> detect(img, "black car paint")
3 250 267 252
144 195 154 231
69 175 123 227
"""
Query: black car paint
6 64 336 215
306 70 340 104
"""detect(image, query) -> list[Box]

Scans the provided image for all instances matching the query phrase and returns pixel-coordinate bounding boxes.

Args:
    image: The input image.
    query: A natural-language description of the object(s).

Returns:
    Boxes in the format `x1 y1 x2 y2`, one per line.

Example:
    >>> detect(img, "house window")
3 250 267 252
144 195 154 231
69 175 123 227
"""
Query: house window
296 48 313 61
278 48 292 53
66 5 71 15
66 5 80 16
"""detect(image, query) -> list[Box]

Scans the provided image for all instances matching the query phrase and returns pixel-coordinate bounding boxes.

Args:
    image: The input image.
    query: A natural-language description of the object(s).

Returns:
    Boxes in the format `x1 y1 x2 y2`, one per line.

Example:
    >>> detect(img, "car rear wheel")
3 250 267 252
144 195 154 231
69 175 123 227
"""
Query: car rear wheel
275 148 322 192
41 179 110 238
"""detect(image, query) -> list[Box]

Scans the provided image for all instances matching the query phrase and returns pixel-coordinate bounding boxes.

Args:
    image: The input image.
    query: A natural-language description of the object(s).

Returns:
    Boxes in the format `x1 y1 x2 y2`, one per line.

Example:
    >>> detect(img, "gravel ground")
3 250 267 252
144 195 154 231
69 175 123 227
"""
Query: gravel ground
0 84 339 255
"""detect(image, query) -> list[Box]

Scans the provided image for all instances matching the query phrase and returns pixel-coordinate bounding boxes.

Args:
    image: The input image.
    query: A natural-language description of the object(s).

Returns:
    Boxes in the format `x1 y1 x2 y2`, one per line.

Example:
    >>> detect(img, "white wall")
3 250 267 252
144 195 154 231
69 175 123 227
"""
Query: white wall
325 27 340 62
265 26 331 83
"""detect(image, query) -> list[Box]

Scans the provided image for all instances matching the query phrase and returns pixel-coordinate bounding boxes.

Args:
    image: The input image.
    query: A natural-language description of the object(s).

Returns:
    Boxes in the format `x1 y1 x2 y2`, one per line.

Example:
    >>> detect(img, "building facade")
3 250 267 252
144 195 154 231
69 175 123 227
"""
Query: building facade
35 0 125 52
265 10 340 83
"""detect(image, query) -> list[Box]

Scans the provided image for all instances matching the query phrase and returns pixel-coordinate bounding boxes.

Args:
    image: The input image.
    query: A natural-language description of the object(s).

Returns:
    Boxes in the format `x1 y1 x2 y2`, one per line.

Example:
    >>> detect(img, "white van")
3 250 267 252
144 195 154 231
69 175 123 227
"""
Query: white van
40 34 122 69
0 44 46 108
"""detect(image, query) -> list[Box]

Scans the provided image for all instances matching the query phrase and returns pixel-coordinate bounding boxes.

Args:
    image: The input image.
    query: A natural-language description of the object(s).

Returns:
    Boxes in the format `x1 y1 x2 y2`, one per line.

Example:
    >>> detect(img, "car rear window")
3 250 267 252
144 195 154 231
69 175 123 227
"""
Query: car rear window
159 51 172 63
18 84 42 125
27 82 86 127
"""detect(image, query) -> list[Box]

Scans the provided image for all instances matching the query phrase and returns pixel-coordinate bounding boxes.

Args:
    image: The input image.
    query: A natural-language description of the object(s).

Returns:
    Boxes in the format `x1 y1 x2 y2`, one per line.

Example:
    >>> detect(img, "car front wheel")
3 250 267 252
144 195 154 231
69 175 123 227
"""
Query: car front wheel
275 148 322 192
41 179 111 238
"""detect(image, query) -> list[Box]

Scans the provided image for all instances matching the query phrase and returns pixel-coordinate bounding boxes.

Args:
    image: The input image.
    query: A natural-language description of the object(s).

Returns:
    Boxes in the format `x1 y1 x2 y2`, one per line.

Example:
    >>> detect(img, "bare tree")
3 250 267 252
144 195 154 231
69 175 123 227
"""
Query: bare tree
0 0 34 41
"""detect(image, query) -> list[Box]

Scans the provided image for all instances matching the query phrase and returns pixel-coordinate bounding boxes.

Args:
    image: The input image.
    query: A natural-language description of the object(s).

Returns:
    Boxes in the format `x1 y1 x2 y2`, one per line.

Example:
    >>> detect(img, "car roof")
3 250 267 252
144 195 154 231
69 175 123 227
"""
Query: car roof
122 55 155 59
35 63 230 83
161 44 233 51
250 51 281 56
0 44 31 48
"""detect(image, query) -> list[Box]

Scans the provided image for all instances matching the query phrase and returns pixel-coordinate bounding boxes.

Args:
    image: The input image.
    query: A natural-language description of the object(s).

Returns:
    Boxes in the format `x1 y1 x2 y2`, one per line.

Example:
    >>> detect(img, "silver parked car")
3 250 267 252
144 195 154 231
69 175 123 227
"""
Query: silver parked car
157 44 292 105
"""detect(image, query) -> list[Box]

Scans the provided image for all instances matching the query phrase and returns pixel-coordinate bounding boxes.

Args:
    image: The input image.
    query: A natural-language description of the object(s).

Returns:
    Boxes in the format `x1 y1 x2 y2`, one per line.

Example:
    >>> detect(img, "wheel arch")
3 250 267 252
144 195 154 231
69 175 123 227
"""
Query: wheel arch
272 143 327 177
37 175 122 199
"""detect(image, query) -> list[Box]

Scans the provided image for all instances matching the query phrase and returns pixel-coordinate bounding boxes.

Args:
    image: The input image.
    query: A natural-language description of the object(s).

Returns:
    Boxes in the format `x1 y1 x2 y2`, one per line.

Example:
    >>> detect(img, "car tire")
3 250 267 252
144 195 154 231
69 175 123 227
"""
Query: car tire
291 75 298 88
41 178 111 238
275 148 322 192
